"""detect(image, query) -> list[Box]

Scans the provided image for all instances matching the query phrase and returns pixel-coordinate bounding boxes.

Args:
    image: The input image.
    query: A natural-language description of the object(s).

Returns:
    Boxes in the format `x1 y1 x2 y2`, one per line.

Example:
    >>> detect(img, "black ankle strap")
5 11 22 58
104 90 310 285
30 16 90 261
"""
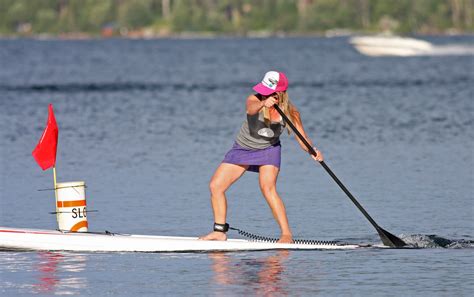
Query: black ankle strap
213 223 229 233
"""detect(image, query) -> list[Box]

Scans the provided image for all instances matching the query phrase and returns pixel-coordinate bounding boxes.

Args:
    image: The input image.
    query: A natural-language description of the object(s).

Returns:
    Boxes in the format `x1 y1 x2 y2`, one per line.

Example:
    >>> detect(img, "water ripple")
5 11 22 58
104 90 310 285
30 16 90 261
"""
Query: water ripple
401 234 474 248
1 75 471 93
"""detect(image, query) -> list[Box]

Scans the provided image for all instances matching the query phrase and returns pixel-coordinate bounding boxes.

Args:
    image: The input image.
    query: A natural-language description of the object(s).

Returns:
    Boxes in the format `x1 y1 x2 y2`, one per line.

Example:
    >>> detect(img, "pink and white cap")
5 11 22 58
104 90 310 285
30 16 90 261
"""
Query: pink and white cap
253 71 289 96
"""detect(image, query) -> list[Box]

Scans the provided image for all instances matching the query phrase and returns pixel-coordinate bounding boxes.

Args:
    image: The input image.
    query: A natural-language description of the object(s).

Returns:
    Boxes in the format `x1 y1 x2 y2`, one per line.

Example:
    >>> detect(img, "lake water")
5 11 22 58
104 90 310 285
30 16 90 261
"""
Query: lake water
0 36 473 296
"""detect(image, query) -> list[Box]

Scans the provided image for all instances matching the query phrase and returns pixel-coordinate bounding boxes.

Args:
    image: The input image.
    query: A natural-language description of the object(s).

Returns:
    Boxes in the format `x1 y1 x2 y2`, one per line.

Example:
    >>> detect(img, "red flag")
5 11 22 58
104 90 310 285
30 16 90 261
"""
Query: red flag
32 104 58 170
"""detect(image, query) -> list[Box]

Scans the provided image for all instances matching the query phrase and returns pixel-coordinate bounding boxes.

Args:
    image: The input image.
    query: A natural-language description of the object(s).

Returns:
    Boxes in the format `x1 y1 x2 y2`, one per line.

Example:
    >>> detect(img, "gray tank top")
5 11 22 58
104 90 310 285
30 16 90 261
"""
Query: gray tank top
236 111 285 149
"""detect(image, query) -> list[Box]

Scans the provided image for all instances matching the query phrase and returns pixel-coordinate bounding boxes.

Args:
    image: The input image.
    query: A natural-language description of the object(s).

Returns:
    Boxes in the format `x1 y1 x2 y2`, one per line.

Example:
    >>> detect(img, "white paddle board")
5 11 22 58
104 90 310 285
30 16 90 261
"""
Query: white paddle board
0 227 363 252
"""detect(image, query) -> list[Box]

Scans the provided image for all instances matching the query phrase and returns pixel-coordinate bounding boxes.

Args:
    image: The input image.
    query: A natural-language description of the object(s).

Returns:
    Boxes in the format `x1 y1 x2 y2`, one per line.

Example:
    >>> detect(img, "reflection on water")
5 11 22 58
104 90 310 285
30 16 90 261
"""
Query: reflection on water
35 252 88 295
209 251 298 296
33 252 63 293
1 252 88 296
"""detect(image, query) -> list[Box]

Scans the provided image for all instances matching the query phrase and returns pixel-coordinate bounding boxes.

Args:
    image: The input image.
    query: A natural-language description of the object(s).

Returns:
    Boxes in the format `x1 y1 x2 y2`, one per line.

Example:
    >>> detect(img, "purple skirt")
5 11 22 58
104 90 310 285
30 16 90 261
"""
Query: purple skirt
222 142 281 172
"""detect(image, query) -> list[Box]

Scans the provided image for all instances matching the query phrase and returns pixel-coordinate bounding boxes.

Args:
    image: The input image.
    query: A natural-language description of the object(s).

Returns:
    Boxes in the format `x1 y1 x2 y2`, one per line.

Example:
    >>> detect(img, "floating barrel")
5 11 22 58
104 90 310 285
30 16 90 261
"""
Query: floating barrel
56 181 88 232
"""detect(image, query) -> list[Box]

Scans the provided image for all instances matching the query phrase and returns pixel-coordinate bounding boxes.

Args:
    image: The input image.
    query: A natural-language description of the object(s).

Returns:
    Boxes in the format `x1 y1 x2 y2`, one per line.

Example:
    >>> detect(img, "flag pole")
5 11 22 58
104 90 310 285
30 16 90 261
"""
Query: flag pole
53 166 59 226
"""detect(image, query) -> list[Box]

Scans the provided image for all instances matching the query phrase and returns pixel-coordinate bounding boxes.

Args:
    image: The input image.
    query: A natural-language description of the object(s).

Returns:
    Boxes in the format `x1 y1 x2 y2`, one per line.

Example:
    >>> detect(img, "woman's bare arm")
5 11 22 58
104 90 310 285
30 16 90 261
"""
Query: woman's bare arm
291 109 324 161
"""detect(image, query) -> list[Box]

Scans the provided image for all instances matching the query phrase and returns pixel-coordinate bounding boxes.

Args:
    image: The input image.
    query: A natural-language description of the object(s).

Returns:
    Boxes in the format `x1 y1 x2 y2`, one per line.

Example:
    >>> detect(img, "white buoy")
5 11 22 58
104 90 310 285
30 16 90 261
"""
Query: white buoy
56 181 88 232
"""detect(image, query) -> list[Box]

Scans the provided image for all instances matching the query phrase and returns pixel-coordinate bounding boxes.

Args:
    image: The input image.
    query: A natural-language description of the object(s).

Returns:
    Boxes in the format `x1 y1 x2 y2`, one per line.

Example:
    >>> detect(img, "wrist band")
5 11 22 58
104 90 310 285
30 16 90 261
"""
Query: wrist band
214 223 229 233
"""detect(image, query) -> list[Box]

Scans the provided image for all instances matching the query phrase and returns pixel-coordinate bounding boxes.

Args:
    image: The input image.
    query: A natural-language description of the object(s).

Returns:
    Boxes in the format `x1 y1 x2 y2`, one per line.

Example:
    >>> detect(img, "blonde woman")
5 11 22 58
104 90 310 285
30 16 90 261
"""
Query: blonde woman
200 71 323 243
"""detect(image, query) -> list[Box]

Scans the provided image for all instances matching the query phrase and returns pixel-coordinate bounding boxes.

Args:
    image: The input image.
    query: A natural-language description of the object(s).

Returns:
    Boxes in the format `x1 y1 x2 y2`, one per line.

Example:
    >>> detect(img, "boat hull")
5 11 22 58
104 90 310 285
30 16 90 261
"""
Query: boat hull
350 36 433 57
0 227 361 252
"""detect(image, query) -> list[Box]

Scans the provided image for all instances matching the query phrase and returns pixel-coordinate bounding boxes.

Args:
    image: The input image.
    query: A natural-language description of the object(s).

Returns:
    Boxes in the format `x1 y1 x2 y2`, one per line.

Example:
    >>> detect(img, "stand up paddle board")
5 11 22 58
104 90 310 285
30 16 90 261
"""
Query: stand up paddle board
0 227 364 252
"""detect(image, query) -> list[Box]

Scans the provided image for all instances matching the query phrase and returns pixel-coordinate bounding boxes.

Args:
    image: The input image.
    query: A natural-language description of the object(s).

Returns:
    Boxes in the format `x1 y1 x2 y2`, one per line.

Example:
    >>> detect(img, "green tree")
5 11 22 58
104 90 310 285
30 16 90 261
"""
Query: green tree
118 0 155 29
272 0 298 32
0 0 472 36
6 0 30 29
89 0 114 28
34 9 57 33
171 0 194 31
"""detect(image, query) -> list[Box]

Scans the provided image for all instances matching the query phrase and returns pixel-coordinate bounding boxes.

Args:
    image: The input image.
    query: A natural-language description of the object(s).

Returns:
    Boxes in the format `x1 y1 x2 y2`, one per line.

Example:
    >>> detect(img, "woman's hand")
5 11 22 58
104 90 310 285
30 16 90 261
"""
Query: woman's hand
262 95 278 108
247 94 278 115
311 148 324 162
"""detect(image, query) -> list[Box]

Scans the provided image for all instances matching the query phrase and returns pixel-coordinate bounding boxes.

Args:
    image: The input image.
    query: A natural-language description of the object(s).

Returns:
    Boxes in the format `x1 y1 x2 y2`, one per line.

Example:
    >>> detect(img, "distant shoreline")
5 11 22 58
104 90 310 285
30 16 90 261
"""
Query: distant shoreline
1 31 473 41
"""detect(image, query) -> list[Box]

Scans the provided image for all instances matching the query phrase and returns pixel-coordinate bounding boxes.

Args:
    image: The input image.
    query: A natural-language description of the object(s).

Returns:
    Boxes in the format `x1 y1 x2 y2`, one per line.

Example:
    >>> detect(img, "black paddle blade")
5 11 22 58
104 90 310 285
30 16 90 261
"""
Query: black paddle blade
377 227 406 248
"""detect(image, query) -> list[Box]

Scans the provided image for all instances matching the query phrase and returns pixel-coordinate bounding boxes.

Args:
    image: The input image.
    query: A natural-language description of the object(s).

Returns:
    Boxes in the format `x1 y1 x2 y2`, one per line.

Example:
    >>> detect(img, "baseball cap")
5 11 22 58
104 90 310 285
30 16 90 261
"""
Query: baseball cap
253 71 288 96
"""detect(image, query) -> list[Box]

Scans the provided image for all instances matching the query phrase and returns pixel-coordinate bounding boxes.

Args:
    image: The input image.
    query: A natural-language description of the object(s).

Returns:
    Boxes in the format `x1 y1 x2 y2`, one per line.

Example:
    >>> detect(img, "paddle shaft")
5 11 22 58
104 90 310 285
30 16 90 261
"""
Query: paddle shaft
273 104 403 246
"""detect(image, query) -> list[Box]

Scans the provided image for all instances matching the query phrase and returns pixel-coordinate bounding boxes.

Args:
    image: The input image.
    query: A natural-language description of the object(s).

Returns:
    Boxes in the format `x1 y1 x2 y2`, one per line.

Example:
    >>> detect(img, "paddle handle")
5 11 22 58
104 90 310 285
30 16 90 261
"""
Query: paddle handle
273 104 381 230
272 105 317 156
273 105 315 154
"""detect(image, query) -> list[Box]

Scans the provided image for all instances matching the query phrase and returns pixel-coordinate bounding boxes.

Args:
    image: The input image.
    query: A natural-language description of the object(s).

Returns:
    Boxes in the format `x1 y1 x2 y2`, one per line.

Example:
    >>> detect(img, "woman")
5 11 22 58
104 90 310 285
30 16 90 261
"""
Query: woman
200 71 323 243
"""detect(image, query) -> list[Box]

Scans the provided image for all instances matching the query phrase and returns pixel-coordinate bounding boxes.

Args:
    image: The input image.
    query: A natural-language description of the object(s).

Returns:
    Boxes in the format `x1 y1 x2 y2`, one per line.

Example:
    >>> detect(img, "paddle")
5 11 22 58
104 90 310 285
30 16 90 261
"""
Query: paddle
273 104 406 248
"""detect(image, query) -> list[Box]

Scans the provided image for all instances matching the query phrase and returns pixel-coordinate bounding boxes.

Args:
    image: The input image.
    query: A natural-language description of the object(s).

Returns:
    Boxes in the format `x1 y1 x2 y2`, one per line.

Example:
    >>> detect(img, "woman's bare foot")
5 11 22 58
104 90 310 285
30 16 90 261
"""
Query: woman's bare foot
277 234 293 244
199 231 227 241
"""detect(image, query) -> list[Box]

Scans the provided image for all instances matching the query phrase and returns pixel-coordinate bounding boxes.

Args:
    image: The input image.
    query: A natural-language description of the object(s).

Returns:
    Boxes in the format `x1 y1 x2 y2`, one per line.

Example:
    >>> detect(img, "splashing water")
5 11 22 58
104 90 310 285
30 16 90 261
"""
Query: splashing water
401 234 474 248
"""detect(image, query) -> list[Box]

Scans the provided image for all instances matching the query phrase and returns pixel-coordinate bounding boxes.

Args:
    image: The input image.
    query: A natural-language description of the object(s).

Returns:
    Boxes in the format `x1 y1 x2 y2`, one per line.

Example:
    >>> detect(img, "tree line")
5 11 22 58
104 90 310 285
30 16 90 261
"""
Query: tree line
0 0 472 36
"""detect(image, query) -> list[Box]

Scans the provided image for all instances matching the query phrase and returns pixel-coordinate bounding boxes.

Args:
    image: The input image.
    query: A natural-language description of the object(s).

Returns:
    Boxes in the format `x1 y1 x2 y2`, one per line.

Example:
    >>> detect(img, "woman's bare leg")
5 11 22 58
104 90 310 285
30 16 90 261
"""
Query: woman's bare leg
259 165 293 243
200 163 248 240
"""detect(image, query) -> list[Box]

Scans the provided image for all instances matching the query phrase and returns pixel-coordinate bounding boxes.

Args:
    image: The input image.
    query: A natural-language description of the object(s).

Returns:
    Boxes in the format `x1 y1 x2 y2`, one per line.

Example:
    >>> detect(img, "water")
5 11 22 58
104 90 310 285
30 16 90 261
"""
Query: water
0 36 473 296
